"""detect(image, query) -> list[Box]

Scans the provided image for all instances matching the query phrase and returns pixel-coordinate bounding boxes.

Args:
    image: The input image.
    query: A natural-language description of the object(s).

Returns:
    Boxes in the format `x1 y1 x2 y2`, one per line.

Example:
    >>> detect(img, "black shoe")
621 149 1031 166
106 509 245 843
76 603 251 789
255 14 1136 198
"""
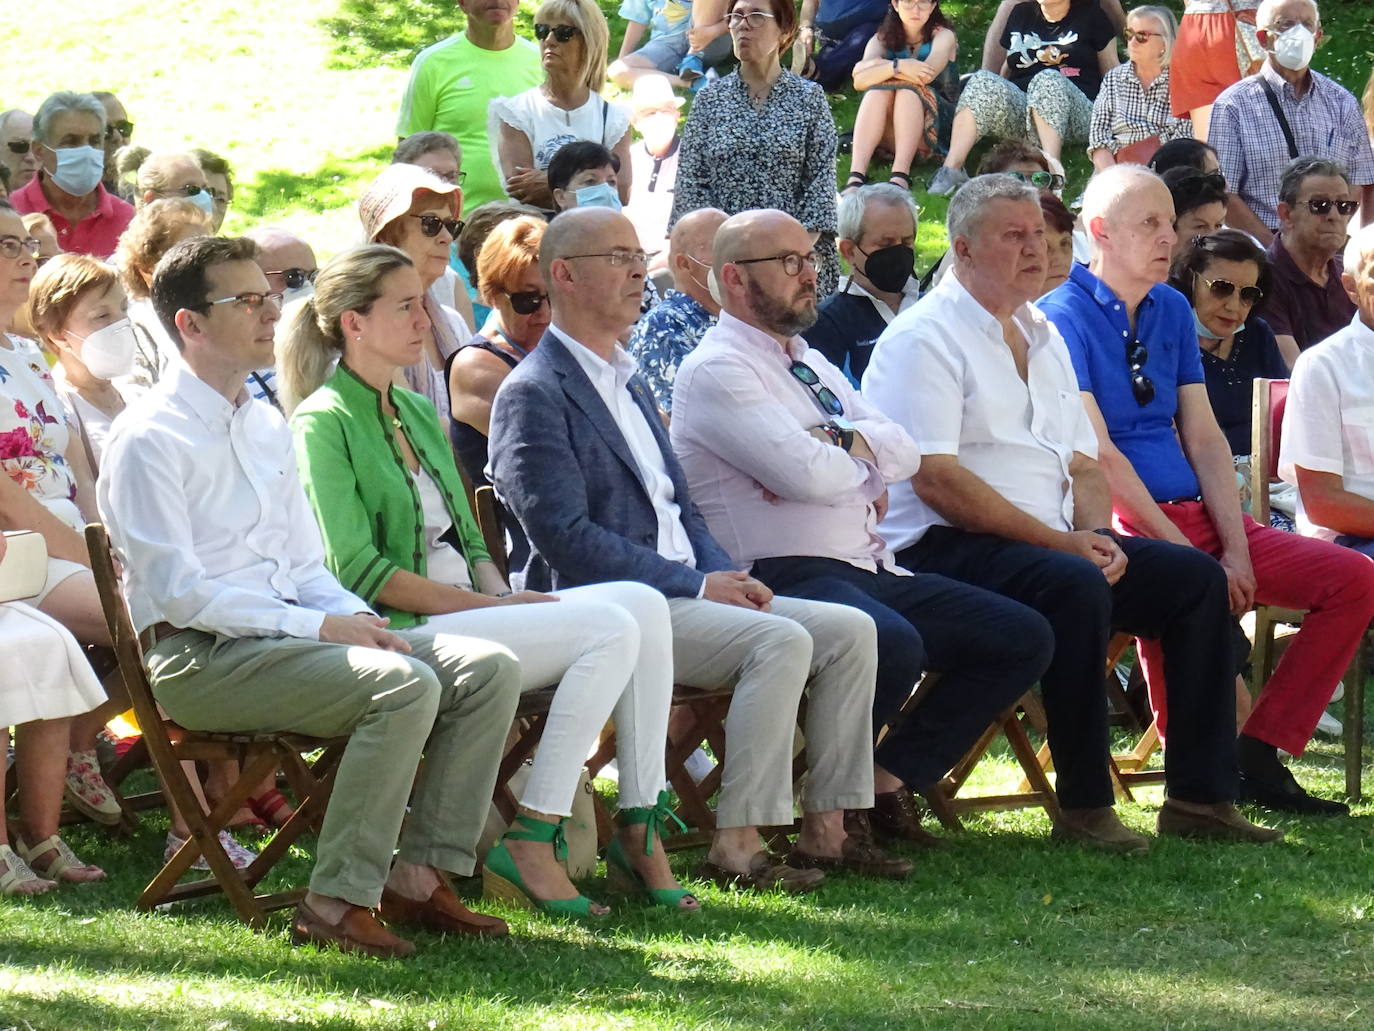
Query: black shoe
1238 767 1350 816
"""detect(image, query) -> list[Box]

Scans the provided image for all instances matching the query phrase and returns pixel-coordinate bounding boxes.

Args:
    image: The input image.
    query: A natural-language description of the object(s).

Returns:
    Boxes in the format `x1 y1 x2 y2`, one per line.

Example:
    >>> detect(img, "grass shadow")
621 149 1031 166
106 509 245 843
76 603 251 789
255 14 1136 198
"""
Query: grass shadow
233 143 397 222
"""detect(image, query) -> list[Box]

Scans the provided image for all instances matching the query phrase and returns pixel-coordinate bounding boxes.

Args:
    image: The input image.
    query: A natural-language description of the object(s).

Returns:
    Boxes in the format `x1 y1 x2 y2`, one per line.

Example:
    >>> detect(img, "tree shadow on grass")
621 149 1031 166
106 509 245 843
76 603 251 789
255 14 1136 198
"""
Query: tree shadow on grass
233 143 396 221
319 0 459 70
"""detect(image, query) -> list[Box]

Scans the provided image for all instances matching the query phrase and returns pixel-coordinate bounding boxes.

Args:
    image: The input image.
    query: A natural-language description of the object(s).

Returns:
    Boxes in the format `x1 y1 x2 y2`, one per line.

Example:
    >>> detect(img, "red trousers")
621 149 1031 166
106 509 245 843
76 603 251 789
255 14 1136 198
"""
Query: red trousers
1122 502 1374 756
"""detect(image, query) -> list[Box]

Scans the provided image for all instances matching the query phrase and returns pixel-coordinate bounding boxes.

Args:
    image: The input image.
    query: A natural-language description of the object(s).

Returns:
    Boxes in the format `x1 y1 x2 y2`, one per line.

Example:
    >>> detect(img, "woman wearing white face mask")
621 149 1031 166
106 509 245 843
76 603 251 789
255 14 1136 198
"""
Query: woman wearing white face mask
547 140 623 213
28 255 135 471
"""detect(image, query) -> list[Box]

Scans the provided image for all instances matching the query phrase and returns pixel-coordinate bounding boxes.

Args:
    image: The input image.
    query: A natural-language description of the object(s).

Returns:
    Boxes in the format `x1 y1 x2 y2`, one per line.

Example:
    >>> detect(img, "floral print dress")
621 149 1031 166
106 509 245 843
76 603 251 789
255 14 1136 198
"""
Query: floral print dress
0 335 82 531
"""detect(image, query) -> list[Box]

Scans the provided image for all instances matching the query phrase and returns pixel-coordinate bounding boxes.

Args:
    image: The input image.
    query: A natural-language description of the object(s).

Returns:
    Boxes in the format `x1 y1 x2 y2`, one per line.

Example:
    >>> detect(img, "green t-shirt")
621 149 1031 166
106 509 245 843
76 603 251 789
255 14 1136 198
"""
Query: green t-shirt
396 32 543 214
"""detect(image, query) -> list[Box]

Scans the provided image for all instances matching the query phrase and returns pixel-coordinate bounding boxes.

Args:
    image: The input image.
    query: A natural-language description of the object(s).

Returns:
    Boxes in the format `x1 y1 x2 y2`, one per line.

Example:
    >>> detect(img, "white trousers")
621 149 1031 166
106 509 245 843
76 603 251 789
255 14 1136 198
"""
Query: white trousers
425 581 673 816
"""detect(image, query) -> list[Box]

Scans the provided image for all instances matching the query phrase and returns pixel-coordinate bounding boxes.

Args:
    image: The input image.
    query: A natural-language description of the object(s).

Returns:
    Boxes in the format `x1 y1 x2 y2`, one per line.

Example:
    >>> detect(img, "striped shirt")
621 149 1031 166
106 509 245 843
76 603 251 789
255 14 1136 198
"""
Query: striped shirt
1088 62 1194 154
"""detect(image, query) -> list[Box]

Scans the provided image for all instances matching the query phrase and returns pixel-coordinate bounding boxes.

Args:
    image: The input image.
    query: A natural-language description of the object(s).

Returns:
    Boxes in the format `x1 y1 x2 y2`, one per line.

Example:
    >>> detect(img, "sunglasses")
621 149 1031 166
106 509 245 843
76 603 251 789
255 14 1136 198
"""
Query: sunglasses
103 120 134 141
412 213 464 239
1126 340 1154 407
1122 29 1162 44
1199 275 1263 306
506 289 550 315
1176 169 1227 192
5 139 32 155
267 267 319 291
789 361 844 416
735 250 818 277
1008 169 1066 191
162 183 209 198
1305 197 1359 217
534 23 580 42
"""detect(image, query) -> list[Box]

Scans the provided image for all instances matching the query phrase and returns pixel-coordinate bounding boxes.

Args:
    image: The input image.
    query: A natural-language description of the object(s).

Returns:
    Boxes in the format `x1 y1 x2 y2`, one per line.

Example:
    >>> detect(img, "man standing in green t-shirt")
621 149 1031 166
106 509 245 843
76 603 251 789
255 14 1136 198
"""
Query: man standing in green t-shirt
397 0 543 214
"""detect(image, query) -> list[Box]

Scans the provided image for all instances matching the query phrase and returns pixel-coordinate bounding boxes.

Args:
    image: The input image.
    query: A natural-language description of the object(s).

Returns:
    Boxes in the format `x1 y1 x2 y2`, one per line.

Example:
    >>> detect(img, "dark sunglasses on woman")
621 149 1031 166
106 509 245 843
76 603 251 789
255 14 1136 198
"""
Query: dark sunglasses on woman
534 23 579 42
412 214 464 239
507 289 549 315
1198 275 1264 306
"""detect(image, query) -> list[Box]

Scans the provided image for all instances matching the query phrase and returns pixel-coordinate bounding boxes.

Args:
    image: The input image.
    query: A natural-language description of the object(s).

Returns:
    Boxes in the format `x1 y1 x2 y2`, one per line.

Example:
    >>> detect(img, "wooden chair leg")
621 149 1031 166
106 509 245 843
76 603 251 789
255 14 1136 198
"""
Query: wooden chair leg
1345 637 1366 802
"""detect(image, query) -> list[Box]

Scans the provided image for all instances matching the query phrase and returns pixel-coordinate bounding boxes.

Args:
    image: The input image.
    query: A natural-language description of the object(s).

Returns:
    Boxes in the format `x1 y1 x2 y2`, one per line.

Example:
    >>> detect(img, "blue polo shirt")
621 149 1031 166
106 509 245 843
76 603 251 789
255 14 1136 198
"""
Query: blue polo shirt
1039 263 1203 502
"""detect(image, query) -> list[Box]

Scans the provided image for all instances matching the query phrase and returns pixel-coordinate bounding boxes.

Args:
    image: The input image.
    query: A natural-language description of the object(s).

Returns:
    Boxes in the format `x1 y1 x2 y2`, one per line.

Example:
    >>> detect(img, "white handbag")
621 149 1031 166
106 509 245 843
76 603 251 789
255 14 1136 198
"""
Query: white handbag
0 530 48 603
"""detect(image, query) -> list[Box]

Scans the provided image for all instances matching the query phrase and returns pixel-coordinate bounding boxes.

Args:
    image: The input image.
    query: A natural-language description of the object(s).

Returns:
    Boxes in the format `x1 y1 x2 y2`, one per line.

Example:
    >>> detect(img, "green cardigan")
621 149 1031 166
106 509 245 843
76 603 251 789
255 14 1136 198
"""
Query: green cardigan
290 363 490 629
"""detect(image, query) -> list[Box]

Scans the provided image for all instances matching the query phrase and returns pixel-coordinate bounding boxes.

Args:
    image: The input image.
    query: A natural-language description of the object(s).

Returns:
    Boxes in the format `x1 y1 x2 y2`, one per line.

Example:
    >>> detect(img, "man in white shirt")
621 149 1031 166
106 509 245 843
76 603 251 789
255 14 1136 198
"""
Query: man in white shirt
864 174 1281 847
99 236 522 958
1282 221 1374 558
488 208 903 889
671 207 1056 849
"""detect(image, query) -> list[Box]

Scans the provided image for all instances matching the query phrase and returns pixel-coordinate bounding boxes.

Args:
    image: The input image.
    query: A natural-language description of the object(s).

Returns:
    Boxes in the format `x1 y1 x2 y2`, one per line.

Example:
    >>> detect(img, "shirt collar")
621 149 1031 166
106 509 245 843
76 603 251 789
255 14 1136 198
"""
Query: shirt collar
716 309 807 363
1067 261 1156 315
941 267 1055 345
1261 59 1315 100
166 363 241 432
21 174 116 218
837 273 921 311
664 288 711 321
1271 232 1338 284
550 323 639 388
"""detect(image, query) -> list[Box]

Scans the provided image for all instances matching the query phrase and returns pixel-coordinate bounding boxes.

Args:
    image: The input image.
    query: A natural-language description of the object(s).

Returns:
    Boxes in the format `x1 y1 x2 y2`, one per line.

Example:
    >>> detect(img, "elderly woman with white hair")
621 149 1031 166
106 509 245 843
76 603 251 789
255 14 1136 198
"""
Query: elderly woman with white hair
1088 5 1193 170
119 148 216 223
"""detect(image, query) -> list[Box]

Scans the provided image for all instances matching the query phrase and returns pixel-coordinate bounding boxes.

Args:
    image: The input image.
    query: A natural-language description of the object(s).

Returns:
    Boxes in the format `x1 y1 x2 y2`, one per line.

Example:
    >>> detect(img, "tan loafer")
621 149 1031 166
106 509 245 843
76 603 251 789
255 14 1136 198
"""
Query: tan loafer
699 850 825 894
1157 800 1284 843
379 879 509 939
291 901 416 959
1052 806 1150 855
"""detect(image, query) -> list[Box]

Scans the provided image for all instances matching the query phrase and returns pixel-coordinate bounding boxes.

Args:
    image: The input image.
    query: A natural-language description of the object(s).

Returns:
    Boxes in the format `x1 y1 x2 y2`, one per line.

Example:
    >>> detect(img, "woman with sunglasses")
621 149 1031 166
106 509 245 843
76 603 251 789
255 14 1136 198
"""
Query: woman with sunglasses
1088 6 1192 171
844 0 959 193
672 0 842 296
281 243 694 917
491 0 633 210
123 149 216 223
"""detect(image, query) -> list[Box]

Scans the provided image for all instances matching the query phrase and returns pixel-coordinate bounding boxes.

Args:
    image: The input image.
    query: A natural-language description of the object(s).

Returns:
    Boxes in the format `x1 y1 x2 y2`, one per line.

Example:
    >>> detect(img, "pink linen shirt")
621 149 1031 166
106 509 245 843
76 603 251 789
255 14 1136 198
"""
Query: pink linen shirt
670 309 921 571
11 174 134 260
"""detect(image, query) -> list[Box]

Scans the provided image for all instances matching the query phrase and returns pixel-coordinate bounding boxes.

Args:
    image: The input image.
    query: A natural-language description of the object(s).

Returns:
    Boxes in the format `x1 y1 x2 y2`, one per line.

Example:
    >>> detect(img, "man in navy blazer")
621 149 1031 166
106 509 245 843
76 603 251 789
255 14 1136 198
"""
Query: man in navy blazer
490 209 909 889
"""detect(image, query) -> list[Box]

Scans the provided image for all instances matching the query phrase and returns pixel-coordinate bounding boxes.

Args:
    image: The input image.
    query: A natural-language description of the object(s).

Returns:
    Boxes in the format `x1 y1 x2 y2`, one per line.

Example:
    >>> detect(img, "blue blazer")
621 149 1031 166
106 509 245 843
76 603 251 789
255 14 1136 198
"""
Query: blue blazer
488 330 735 596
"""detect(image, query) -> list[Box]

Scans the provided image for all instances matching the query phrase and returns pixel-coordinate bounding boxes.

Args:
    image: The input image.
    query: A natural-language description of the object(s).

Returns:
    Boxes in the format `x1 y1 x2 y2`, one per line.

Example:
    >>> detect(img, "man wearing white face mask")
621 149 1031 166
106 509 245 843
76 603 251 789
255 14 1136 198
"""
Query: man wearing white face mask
1209 0 1374 246
245 226 320 411
10 92 134 261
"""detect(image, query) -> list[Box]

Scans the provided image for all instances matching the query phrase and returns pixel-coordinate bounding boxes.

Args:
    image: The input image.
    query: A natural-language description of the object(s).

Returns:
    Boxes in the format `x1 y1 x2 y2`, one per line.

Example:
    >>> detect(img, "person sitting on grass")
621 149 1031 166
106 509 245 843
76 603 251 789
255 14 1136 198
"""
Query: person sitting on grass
844 0 958 193
1088 5 1192 171
608 0 696 88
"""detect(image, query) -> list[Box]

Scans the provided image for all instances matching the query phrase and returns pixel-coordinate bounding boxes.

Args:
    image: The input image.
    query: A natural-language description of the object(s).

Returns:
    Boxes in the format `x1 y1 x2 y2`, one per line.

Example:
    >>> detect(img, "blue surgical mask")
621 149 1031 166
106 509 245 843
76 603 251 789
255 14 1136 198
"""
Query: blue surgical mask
1193 309 1223 340
51 145 105 196
574 182 622 211
188 188 216 218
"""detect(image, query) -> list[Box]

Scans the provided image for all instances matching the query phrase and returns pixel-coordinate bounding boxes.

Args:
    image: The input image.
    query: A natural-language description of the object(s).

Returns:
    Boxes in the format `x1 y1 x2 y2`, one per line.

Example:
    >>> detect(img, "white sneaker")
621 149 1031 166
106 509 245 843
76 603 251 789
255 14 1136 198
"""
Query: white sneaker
927 166 969 197
1315 709 1344 738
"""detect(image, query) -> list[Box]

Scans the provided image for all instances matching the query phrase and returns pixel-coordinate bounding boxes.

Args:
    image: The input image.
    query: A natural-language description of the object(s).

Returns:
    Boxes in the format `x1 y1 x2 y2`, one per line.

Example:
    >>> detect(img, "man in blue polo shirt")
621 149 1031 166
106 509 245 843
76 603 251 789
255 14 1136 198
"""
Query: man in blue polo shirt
1040 163 1374 817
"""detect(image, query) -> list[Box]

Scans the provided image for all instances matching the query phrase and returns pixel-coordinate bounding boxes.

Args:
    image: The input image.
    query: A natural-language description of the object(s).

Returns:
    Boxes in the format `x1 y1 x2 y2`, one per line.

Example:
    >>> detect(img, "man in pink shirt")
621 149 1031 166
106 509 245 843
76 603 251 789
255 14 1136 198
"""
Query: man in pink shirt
11 92 134 260
670 208 1054 850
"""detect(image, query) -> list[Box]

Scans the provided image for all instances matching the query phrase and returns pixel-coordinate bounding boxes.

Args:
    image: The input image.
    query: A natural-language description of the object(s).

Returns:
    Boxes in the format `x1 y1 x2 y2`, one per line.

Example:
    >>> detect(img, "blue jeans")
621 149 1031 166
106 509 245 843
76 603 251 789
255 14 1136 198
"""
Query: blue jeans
1335 534 1374 558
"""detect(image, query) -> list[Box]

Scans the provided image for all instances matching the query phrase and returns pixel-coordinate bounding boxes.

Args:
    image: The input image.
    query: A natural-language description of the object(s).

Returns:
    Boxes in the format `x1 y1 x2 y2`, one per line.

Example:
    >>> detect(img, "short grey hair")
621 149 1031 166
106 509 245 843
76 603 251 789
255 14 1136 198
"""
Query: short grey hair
837 183 920 243
1278 155 1350 206
1128 6 1178 64
1081 163 1164 229
946 174 1040 243
394 131 462 167
1257 0 1320 32
34 91 106 145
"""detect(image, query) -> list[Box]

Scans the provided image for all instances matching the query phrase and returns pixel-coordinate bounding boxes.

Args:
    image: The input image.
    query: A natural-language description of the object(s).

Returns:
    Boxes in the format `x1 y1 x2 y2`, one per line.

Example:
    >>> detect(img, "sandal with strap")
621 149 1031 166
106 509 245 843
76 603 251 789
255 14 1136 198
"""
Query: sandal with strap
482 813 607 917
0 844 56 896
248 788 295 829
844 170 870 193
888 170 913 191
605 791 699 910
13 834 105 884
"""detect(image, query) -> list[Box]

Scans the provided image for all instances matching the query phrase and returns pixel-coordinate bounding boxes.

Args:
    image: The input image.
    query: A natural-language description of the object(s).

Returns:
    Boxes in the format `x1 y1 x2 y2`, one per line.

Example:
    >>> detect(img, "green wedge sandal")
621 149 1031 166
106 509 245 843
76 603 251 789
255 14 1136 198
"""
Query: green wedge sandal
482 813 606 917
605 791 699 910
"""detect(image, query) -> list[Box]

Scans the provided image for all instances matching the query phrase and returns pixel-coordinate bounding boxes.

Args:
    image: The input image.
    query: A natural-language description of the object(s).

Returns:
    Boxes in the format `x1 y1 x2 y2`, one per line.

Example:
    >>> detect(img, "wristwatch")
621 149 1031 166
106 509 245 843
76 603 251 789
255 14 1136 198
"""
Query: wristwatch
819 420 856 452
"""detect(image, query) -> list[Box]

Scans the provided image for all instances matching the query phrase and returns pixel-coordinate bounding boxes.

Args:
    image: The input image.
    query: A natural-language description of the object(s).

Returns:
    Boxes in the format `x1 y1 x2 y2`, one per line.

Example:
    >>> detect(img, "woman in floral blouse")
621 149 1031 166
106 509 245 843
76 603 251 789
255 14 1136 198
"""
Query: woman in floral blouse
669 0 841 296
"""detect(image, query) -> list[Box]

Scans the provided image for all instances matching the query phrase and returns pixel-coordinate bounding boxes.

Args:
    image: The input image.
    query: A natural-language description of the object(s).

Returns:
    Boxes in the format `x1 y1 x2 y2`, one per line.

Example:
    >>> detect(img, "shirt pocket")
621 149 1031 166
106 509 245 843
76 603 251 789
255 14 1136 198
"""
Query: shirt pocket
1342 404 1374 475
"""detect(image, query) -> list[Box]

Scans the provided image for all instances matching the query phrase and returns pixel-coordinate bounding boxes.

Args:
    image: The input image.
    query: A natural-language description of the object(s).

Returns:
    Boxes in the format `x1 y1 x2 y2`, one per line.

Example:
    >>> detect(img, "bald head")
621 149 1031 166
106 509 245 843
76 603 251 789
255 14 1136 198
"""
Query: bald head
539 206 633 278
669 207 726 305
540 207 646 340
244 227 318 296
714 209 818 339
713 209 810 268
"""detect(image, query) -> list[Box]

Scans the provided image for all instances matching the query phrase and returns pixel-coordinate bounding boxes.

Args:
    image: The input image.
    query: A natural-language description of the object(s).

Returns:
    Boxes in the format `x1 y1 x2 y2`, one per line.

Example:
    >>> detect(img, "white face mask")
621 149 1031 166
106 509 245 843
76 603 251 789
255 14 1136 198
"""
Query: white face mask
707 267 724 308
1271 23 1316 71
67 317 136 379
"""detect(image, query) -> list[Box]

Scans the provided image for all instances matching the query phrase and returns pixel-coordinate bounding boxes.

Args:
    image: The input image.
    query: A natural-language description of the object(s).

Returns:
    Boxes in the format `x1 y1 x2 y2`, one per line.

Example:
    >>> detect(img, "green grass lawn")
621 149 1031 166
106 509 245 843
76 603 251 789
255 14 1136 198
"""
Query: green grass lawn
7 3 1374 1029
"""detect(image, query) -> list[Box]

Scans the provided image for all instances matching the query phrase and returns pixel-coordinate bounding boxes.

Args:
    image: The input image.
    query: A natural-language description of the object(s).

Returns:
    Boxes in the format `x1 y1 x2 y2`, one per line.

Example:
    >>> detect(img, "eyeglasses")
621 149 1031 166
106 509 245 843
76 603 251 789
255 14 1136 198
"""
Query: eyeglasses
201 291 284 314
507 290 550 315
726 10 777 30
266 267 318 291
1305 197 1359 217
534 23 580 42
0 235 41 260
103 120 134 141
5 139 32 155
789 361 844 416
734 251 818 277
895 0 936 9
429 169 467 186
563 248 652 268
412 213 464 239
161 183 209 198
1126 340 1154 407
1008 170 1066 191
1199 275 1264 306
1122 29 1162 44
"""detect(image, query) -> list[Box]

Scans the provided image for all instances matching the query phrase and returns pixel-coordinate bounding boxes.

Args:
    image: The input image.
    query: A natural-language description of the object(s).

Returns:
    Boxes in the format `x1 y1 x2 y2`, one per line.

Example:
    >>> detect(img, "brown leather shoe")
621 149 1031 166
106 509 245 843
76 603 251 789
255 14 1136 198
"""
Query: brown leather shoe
1157 800 1285 843
700 850 825 894
867 790 946 849
379 879 509 939
291 901 416 959
787 836 914 880
1052 806 1150 855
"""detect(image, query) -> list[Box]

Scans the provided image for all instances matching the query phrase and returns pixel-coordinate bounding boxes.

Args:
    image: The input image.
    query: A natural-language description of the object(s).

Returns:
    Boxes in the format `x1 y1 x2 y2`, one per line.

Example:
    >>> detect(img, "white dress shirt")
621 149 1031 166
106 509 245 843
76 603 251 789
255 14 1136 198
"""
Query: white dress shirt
554 325 697 568
1279 313 1374 540
863 272 1098 550
671 310 921 570
98 364 370 638
834 273 922 322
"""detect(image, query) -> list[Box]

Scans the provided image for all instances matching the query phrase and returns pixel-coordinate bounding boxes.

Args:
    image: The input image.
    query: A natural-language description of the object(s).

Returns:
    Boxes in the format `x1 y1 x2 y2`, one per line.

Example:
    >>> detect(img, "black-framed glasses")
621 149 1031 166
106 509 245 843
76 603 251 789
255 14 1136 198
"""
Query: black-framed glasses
266 267 319 291
412 213 464 239
1126 340 1154 407
789 361 844 416
103 120 133 141
726 10 777 30
564 248 652 268
429 169 467 186
1199 275 1263 305
1305 197 1359 217
0 235 41 260
160 183 209 198
5 139 32 155
1122 29 1162 44
201 291 284 314
734 250 818 277
534 23 580 42
1008 170 1065 191
507 289 550 315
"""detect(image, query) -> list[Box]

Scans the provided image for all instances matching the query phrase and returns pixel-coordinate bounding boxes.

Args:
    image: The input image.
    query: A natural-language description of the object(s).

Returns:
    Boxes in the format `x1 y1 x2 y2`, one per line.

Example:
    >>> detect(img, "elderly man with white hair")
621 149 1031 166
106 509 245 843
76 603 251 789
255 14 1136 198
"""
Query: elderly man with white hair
10 92 134 259
1208 0 1374 246
1039 162 1374 817
1281 222 1374 557
0 110 41 191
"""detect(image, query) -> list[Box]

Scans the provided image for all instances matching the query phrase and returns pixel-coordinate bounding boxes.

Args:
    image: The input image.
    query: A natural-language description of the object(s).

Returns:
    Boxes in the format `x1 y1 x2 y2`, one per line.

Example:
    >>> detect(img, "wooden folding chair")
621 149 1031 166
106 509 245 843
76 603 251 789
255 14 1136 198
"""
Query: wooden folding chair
86 523 348 927
1248 378 1366 800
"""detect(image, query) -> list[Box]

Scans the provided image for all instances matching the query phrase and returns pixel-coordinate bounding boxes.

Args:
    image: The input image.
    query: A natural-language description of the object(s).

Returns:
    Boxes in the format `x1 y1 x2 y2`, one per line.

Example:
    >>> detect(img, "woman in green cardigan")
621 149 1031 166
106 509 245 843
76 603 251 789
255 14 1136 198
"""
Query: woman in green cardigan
279 244 697 917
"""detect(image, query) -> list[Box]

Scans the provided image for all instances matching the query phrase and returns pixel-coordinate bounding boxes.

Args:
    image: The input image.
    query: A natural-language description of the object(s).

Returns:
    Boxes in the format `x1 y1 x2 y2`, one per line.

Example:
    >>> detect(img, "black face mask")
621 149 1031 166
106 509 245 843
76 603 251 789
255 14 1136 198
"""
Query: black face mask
856 243 915 293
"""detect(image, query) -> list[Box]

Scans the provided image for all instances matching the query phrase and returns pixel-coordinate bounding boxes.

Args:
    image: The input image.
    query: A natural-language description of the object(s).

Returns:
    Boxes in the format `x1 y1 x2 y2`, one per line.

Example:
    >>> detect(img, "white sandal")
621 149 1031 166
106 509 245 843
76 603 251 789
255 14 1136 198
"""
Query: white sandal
0 843 56 896
14 833 106 883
